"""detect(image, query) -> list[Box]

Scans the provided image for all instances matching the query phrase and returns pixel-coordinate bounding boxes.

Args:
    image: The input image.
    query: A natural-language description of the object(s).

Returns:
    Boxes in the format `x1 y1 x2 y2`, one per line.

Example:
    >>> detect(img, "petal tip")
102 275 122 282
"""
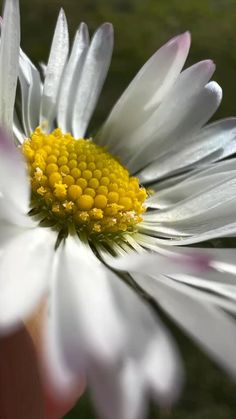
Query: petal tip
206 80 223 102
79 21 89 43
163 31 191 62
203 58 216 73
177 31 191 51
58 7 66 17
194 59 215 78
168 31 191 48
58 7 68 27
101 22 114 36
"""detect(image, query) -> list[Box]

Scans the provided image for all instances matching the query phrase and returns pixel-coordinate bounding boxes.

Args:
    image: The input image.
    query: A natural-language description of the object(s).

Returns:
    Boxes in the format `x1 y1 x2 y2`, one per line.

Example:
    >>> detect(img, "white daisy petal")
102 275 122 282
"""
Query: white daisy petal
72 23 114 138
143 176 236 223
0 128 30 216
54 235 125 365
171 273 236 302
139 117 236 184
140 192 236 244
90 324 182 419
183 117 236 164
140 329 183 405
13 111 25 144
135 273 236 379
19 49 42 134
43 262 84 400
96 32 191 147
129 238 236 313
89 360 146 419
178 283 236 315
101 58 213 158
19 52 35 136
140 220 236 245
150 157 236 196
40 9 69 130
141 174 236 244
140 215 236 241
106 249 211 277
0 228 55 332
44 320 84 403
0 221 27 249
107 271 183 405
57 22 90 133
0 195 34 228
147 161 236 209
131 81 222 175
51 235 182 413
113 59 216 162
150 170 196 192
158 246 236 278
0 0 20 134
78 260 182 419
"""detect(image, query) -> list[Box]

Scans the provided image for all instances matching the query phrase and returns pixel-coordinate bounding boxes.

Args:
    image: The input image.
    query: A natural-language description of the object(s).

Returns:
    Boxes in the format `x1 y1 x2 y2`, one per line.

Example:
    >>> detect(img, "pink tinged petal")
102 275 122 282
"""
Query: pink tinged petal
132 237 236 312
54 235 125 365
97 32 191 148
135 274 236 379
72 23 114 138
0 0 20 135
0 128 31 218
40 9 69 131
129 245 236 302
57 22 90 133
0 228 55 333
108 250 211 276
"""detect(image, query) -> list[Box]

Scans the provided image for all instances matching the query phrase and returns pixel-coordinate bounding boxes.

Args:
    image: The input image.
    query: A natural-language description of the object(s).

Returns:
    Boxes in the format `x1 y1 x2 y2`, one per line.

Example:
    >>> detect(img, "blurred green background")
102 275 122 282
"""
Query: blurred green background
4 0 236 417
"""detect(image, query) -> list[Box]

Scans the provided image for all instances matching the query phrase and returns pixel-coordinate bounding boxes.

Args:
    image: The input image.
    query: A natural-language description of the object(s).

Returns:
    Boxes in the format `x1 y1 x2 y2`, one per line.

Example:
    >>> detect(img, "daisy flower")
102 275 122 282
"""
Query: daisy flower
1 0 236 418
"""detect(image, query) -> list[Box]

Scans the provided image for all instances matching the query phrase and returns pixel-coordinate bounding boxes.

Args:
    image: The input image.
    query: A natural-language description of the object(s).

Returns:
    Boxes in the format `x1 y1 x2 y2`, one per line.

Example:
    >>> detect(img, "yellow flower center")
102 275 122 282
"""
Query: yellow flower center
22 128 147 234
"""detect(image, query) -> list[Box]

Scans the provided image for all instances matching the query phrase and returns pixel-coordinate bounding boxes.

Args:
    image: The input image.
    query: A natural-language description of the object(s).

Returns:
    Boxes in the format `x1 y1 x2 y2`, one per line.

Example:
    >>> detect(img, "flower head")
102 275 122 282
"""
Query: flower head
1 0 236 418
22 127 147 234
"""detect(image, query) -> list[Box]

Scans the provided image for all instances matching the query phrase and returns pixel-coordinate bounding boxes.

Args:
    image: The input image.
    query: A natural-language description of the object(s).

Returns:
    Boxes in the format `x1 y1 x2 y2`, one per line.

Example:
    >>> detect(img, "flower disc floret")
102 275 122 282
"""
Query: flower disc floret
22 128 147 234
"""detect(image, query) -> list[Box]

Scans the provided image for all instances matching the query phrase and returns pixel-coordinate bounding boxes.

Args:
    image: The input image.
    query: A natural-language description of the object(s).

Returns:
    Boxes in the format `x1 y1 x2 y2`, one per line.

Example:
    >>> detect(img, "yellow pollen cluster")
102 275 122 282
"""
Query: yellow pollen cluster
22 128 147 233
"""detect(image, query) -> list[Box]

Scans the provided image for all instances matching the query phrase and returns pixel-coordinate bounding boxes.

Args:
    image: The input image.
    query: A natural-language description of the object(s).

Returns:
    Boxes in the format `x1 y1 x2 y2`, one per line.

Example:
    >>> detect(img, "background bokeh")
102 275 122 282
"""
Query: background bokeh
3 0 236 417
